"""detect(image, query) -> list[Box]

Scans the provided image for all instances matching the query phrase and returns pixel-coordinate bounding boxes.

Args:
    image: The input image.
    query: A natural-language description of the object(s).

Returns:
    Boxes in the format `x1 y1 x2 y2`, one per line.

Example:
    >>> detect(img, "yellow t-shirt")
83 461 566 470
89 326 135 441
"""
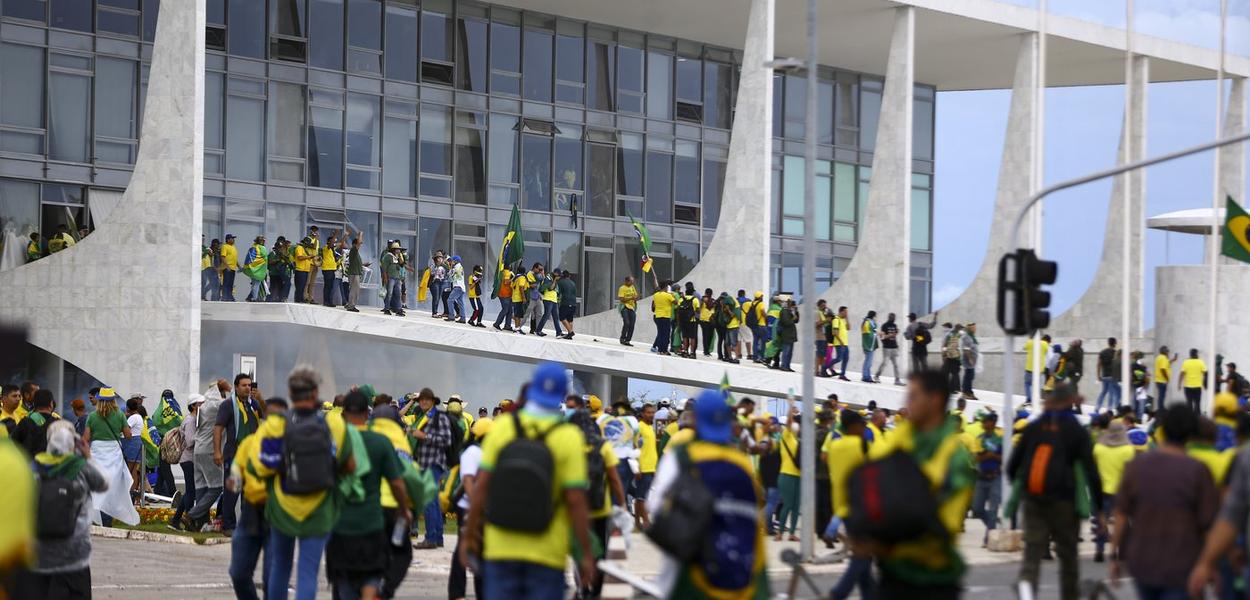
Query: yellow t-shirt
1093 443 1136 495
830 316 848 346
699 299 715 322
1188 445 1235 486
294 245 313 272
822 434 868 518
541 279 558 303
320 246 338 271
664 422 679 438
511 274 528 303
480 411 587 570
220 243 238 271
591 442 619 519
617 285 638 310
779 428 801 477
1024 338 1049 373
1154 354 1171 383
1181 358 1207 388
201 251 211 270
652 292 675 320
664 427 695 454
638 422 658 474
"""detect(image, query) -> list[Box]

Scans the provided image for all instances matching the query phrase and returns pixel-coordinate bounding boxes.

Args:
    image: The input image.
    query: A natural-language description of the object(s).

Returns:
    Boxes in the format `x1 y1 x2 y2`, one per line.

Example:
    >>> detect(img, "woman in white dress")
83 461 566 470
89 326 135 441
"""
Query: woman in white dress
81 388 140 526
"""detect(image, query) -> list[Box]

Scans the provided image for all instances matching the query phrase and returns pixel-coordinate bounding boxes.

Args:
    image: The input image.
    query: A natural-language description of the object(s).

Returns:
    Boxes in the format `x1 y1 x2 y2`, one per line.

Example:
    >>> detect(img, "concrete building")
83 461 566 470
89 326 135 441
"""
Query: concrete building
0 0 1244 402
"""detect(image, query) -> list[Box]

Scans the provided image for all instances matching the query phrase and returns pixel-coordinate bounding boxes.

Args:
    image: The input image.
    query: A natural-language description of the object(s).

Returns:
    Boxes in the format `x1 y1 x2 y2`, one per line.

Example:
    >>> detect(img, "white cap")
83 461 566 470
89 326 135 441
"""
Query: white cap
655 408 671 421
187 393 207 406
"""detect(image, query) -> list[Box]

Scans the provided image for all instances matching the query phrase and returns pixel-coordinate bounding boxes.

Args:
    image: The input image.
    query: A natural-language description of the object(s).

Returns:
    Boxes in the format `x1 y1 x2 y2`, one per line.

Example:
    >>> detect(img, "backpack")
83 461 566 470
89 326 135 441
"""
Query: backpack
586 442 608 512
37 470 83 539
281 411 337 494
486 412 561 532
846 451 946 545
645 445 715 561
159 426 186 464
677 296 696 323
913 324 930 346
444 414 464 468
943 333 961 360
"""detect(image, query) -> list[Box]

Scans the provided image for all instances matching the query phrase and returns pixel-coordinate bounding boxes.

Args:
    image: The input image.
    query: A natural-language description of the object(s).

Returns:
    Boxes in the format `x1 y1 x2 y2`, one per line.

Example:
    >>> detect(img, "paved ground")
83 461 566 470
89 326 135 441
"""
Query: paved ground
87 519 1112 599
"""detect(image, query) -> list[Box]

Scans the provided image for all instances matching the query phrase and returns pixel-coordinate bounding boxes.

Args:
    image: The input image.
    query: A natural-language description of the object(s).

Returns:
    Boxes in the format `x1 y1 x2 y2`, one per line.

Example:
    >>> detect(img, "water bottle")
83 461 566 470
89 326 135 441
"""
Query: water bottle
391 516 408 547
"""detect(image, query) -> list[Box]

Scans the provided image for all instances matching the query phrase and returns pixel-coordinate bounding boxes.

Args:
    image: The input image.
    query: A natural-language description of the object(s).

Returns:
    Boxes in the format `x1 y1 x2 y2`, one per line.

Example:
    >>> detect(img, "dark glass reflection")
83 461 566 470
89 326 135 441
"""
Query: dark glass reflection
702 158 725 227
348 0 381 51
645 151 671 223
309 0 344 70
587 143 614 217
586 41 613 111
207 0 223 24
455 125 486 205
143 0 159 40
490 22 519 96
555 33 583 104
309 106 344 189
421 8 452 62
384 2 418 81
521 134 551 210
703 61 732 129
273 0 307 37
50 0 91 31
457 17 487 92
616 137 642 197
4 0 47 22
228 0 265 58
523 29 552 102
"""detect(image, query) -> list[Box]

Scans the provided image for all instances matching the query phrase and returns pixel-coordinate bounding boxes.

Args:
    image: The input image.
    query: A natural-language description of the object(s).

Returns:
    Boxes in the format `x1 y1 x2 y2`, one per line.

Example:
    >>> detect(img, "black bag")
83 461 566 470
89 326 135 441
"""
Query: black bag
846 451 945 545
677 297 696 323
37 472 82 539
282 411 337 494
444 414 464 468
486 412 561 532
913 324 929 346
744 301 759 327
586 442 608 512
645 445 714 562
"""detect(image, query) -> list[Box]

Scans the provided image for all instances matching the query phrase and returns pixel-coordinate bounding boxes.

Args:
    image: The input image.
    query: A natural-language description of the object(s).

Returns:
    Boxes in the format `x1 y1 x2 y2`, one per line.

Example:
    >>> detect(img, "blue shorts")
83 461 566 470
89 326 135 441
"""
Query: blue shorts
513 302 525 317
121 437 142 463
631 473 654 499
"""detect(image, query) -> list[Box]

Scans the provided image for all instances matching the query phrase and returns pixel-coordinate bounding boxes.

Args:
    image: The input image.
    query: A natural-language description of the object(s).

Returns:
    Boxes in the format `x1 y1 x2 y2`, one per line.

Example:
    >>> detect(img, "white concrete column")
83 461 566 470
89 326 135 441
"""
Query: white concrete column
1221 78 1246 205
815 6 913 318
935 33 1038 325
1051 56 1148 339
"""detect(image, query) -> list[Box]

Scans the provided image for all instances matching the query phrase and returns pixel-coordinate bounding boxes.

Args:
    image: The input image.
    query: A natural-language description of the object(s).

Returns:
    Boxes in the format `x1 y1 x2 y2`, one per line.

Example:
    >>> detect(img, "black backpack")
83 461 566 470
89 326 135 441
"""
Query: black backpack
282 411 337 494
744 301 759 327
37 471 83 539
846 451 945 545
586 441 608 512
913 324 930 346
645 445 714 561
677 296 696 322
444 414 464 468
486 412 561 532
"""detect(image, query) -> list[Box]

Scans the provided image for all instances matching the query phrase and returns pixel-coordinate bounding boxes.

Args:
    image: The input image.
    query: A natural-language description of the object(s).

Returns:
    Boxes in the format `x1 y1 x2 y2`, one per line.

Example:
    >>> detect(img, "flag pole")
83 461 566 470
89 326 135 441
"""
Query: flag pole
1208 0 1227 414
1120 0 1134 417
797 0 818 562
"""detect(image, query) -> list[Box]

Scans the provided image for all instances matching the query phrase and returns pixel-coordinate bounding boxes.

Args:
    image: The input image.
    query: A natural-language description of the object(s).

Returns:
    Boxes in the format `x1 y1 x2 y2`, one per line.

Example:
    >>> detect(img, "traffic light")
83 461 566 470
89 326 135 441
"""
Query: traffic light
997 248 1058 335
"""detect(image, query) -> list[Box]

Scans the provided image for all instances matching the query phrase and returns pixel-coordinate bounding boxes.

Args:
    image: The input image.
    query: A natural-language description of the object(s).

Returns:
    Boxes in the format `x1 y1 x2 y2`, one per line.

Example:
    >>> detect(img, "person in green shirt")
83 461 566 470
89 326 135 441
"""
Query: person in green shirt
381 241 406 316
343 234 370 313
327 390 410 600
556 269 578 340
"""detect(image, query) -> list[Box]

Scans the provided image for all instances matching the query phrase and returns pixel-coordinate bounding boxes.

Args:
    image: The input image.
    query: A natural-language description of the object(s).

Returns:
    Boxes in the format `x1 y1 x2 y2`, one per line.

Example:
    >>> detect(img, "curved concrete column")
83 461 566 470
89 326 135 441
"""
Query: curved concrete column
814 7 913 317
934 33 1038 324
0 0 204 399
1220 78 1246 207
575 0 774 341
1048 56 1149 339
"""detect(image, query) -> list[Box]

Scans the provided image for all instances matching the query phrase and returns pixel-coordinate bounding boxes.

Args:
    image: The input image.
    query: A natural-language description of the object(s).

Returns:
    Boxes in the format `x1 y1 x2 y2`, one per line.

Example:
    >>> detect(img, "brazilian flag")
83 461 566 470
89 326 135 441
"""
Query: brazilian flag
493 204 525 298
1222 196 1250 265
627 211 653 273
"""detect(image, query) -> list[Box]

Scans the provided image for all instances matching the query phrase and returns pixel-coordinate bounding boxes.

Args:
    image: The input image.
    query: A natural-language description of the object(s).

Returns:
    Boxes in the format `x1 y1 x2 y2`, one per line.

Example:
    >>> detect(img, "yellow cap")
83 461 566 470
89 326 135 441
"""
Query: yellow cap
588 395 603 412
754 291 764 298
1216 392 1239 417
472 417 494 438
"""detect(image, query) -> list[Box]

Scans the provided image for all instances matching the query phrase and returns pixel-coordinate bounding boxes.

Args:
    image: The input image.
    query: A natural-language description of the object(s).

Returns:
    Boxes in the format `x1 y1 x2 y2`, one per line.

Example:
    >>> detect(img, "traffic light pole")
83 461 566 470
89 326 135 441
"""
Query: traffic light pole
998 128 1250 524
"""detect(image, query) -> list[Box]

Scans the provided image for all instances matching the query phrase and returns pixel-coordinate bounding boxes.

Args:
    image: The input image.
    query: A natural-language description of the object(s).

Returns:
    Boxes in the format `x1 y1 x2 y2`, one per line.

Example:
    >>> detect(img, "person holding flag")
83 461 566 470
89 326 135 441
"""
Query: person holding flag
493 202 526 295
628 212 659 289
152 389 184 497
243 235 270 302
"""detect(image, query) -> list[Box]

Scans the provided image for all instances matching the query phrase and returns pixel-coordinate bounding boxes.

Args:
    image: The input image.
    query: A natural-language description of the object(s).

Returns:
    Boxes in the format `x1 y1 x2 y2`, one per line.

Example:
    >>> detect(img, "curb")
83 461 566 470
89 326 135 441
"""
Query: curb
90 525 231 546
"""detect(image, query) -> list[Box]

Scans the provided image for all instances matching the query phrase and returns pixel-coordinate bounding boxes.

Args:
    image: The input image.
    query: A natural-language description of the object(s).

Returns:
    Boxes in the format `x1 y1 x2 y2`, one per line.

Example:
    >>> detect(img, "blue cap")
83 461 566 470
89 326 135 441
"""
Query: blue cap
451 255 461 262
694 389 733 443
528 362 568 410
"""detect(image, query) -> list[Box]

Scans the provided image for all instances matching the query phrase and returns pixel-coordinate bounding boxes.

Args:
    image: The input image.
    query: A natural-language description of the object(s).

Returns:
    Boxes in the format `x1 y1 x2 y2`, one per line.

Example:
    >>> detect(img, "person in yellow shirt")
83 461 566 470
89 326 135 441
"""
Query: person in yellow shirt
1092 419 1135 562
292 236 314 304
1187 417 1235 486
698 288 716 357
1180 349 1208 413
775 409 802 541
651 282 676 355
492 267 515 331
567 409 625 599
510 270 530 334
829 306 851 380
822 409 873 599
635 403 658 528
676 282 702 358
1023 335 1050 400
1154 346 1177 406
320 231 341 307
617 276 639 346
220 233 239 301
0 384 26 433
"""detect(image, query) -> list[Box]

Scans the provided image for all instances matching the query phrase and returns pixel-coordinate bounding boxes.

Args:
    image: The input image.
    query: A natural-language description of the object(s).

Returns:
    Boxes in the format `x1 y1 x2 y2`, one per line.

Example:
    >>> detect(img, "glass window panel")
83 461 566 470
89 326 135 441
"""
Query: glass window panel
815 172 831 241
345 93 380 170
143 0 158 40
0 179 40 238
49 73 89 162
454 121 485 204
384 8 419 81
834 223 855 242
521 134 550 211
308 105 344 189
674 141 698 205
487 114 518 187
701 157 725 227
553 126 581 191
782 155 804 220
417 216 450 269
228 0 264 58
586 41 613 111
675 56 701 104
265 203 303 250
914 97 934 161
269 82 306 162
911 187 930 250
421 4 452 62
784 74 806 140
0 44 44 130
587 142 614 218
703 61 731 129
582 249 611 314
833 162 855 221
347 0 381 50
490 22 520 96
818 78 834 145
207 0 223 24
645 150 671 223
613 236 641 292
673 241 698 281
457 17 487 92
205 72 224 149
309 0 344 70
772 72 783 137
50 0 90 31
616 45 642 113
617 133 642 197
836 76 858 130
98 8 139 36
382 116 416 197
522 29 552 102
552 230 580 282
345 209 379 272
272 0 306 37
4 0 46 22
419 105 451 176
556 33 583 82
226 93 264 180
857 166 870 237
94 57 137 141
860 79 882 151
646 52 671 120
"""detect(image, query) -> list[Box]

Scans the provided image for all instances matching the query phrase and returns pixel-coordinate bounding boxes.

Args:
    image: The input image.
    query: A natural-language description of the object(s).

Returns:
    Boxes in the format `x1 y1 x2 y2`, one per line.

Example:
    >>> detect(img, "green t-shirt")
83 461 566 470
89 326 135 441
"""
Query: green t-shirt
86 410 128 441
334 430 403 534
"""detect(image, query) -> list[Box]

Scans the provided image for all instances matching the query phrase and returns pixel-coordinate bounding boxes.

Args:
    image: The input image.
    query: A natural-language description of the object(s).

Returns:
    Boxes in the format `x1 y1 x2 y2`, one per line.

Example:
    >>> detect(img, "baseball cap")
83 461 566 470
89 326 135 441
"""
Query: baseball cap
587 395 603 413
693 389 733 443
225 233 236 240
527 362 568 410
187 393 206 407
98 388 119 402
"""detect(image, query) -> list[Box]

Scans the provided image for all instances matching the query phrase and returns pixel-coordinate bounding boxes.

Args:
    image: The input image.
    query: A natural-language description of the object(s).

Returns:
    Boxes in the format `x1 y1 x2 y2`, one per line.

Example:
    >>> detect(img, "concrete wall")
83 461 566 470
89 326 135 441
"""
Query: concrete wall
1156 264 1250 375
0 0 204 399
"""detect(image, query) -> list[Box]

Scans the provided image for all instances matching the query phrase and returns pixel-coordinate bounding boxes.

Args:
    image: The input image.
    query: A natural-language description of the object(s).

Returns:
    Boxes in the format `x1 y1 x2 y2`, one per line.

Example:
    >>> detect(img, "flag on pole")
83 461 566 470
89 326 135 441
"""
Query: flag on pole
627 211 653 273
493 204 526 298
719 372 734 406
1222 196 1250 265
152 395 183 436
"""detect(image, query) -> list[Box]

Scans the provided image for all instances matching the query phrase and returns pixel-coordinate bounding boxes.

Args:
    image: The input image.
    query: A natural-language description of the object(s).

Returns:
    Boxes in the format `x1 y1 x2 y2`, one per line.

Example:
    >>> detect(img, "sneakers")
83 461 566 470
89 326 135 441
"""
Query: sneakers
412 540 444 550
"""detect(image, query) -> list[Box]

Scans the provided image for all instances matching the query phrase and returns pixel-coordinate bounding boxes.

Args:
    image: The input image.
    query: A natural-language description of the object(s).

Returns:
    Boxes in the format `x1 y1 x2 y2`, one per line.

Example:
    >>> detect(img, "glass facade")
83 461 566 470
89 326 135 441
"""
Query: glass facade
0 0 936 314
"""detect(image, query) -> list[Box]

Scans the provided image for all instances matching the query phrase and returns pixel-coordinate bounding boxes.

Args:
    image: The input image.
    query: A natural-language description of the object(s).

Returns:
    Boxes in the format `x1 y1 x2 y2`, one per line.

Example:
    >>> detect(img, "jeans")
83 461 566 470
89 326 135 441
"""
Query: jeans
833 345 850 377
1135 584 1190 600
1156 382 1169 406
494 297 513 328
345 274 361 309
321 269 338 306
1024 371 1035 400
229 504 269 600
429 280 445 314
876 347 901 382
1094 494 1114 554
155 460 176 497
269 272 290 302
620 307 636 343
266 530 329 600
753 325 770 360
537 300 562 335
1019 498 1079 600
653 317 672 352
293 271 309 303
1185 387 1202 413
763 487 781 534
777 474 801 535
202 268 219 300
171 460 196 523
248 277 265 301
522 299 544 331
815 341 828 373
701 322 716 355
449 508 484 600
421 465 445 544
962 367 976 395
219 457 238 530
1096 377 1122 412
910 350 928 373
780 342 794 369
385 278 403 313
483 560 565 600
830 556 876 600
188 485 223 521
447 287 466 319
222 269 237 301
861 349 876 381
972 477 1002 539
